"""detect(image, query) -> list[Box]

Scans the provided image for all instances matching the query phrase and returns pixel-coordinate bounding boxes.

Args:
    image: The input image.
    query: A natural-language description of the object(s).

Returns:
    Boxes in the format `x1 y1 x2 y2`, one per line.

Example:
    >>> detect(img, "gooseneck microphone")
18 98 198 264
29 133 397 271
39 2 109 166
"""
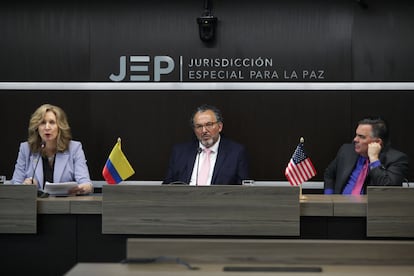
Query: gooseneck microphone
31 141 46 185
379 164 410 187
195 147 202 186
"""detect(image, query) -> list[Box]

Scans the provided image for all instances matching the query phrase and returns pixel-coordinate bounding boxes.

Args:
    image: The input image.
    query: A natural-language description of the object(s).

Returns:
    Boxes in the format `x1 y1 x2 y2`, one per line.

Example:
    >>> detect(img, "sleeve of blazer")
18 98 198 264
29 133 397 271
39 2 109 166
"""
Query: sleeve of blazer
163 145 180 184
234 144 249 184
11 142 30 184
162 143 194 184
368 148 409 186
323 144 356 194
213 139 249 185
70 141 92 184
324 149 339 193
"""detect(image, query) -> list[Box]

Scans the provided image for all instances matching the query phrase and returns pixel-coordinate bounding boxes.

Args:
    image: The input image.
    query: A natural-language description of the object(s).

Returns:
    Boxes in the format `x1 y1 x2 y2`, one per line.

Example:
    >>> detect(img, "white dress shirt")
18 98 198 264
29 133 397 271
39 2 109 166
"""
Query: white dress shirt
189 136 220 185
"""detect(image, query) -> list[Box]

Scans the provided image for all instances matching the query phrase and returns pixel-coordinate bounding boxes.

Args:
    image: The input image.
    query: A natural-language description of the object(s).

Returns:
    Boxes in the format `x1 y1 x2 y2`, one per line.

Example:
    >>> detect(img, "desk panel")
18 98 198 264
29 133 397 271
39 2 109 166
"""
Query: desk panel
367 187 414 238
300 195 333 216
37 195 102 214
0 185 37 233
102 185 300 236
3 186 414 275
126 238 414 265
331 195 366 217
67 263 414 276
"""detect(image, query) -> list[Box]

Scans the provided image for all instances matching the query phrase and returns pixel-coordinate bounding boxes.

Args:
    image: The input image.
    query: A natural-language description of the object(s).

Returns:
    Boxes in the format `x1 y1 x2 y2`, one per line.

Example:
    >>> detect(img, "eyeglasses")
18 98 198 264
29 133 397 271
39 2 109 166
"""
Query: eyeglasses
194 121 218 131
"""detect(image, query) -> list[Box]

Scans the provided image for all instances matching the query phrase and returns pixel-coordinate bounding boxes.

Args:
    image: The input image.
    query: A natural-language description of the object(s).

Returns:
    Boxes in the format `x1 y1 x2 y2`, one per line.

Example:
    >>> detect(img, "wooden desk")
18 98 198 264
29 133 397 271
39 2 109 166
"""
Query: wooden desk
66 238 414 276
126 238 414 265
37 195 102 214
102 185 300 236
66 263 414 276
35 193 366 217
300 194 333 216
331 194 366 217
367 186 414 238
1 185 412 276
35 193 367 217
0 185 37 233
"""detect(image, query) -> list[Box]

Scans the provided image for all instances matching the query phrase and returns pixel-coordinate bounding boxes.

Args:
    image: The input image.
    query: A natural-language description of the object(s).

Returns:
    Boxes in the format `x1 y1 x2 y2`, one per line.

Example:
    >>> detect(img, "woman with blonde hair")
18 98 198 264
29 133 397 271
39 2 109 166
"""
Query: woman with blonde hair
11 104 93 195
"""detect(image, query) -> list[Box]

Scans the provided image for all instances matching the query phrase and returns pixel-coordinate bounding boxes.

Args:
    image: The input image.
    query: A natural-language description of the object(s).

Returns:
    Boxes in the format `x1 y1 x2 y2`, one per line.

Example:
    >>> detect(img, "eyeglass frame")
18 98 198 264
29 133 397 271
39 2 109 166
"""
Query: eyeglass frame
193 121 220 131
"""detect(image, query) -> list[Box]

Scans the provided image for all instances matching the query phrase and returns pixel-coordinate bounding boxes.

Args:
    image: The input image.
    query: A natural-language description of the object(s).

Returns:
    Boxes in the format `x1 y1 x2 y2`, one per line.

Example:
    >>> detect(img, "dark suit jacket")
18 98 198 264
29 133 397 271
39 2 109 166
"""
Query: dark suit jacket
324 143 409 194
163 137 249 185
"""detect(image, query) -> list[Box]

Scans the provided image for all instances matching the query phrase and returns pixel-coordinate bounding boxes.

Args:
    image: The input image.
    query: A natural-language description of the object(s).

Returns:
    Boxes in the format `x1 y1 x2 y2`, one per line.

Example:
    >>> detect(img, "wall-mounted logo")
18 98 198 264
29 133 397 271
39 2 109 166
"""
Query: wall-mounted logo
109 56 175 82
109 55 325 82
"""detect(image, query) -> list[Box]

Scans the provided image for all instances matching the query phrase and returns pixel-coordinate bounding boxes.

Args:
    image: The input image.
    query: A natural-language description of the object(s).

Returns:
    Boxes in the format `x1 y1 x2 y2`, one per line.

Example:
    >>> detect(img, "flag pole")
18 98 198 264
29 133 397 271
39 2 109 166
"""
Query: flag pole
299 137 306 200
300 184 304 199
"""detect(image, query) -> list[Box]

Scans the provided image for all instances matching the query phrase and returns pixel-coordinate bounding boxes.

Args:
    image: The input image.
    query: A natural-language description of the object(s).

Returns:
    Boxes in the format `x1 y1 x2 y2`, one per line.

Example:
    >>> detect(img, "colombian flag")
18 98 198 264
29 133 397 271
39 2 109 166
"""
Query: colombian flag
102 138 135 184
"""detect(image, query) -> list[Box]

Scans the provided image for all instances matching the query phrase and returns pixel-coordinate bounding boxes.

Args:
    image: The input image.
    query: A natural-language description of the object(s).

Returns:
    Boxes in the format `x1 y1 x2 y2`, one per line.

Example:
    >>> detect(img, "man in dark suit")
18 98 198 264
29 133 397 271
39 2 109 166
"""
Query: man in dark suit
324 117 409 194
163 104 249 185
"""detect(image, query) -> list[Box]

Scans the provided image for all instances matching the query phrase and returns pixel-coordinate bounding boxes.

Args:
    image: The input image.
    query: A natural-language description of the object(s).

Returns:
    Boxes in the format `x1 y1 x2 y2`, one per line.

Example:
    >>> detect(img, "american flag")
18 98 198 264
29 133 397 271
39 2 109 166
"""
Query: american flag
285 141 317 186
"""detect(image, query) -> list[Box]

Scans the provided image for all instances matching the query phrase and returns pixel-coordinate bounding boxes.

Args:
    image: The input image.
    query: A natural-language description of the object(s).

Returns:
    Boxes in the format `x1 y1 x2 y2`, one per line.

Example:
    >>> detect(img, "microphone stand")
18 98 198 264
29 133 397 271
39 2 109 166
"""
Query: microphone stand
32 141 47 197
31 141 46 185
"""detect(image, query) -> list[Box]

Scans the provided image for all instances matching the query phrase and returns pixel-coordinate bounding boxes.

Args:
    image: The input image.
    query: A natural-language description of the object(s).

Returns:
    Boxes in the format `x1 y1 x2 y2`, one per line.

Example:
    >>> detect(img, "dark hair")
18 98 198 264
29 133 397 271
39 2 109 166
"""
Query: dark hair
190 104 224 127
358 117 390 146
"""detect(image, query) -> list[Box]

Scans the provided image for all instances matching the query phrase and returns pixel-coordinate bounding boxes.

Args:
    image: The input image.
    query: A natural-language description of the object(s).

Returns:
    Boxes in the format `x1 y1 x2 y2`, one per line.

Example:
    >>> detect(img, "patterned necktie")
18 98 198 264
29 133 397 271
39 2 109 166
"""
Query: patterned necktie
352 158 369 195
197 148 212 185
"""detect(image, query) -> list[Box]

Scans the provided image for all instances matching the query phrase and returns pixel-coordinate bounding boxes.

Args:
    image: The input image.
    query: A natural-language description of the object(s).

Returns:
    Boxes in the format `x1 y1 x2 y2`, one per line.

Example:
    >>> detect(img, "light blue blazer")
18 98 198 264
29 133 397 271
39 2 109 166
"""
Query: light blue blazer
11 140 92 190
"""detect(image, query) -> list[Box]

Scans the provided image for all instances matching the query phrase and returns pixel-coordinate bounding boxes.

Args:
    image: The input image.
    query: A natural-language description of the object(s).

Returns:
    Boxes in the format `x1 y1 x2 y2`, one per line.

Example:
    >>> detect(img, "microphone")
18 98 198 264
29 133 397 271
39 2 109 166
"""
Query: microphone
195 147 202 186
168 181 189 185
31 141 46 185
378 164 409 187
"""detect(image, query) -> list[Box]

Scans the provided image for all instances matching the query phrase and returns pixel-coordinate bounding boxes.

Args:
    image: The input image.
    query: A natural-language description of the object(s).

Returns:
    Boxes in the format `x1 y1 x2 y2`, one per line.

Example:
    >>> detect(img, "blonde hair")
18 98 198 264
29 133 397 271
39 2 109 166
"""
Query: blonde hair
28 104 72 152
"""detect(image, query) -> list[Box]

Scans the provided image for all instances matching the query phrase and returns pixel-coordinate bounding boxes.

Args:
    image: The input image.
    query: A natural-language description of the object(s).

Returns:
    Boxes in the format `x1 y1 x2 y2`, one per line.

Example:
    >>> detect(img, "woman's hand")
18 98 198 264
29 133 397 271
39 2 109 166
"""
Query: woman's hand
68 183 93 195
23 177 37 185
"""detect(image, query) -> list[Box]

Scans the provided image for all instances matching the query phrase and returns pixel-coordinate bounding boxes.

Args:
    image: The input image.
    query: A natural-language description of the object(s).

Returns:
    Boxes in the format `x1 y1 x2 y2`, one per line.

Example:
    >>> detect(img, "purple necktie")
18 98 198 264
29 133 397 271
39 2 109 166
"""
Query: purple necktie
352 159 369 195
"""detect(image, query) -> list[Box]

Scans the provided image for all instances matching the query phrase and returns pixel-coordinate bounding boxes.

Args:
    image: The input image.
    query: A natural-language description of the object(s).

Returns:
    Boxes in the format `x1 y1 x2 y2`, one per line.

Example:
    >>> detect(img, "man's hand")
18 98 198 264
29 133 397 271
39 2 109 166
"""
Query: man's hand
368 142 382 162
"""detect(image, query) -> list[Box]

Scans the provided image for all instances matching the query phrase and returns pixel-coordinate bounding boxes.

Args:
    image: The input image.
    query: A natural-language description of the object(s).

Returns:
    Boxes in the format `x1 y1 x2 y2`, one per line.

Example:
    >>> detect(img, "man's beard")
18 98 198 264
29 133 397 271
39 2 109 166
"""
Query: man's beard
201 137 214 148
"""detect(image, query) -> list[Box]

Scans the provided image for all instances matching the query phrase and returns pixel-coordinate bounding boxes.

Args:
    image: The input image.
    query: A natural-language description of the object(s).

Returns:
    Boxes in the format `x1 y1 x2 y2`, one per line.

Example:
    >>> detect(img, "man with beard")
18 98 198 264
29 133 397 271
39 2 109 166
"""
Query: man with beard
163 104 249 185
324 117 409 194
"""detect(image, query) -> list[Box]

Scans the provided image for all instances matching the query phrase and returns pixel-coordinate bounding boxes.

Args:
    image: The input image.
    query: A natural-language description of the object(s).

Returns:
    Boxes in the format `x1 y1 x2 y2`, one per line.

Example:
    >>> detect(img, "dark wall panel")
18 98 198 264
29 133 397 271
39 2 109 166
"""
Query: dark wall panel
86 90 352 181
1 0 355 81
1 1 413 81
352 1 414 80
0 1 90 80
1 90 413 183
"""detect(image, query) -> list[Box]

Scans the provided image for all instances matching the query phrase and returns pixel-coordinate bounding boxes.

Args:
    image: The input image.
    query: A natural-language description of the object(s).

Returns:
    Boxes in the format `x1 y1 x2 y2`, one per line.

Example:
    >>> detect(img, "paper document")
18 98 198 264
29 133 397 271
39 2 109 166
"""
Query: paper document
44 181 78 195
